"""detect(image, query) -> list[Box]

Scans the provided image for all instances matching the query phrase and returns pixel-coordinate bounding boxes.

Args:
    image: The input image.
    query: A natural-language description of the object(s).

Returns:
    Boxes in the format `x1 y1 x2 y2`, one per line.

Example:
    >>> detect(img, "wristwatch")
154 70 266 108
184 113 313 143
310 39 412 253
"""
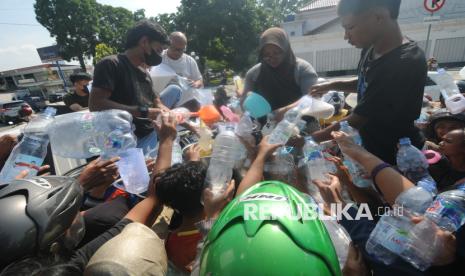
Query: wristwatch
138 106 149 118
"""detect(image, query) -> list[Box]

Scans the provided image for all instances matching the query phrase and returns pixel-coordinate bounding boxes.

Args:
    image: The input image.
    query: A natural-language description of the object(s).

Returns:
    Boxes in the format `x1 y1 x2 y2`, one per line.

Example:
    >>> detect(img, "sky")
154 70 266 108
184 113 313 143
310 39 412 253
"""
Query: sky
0 0 181 71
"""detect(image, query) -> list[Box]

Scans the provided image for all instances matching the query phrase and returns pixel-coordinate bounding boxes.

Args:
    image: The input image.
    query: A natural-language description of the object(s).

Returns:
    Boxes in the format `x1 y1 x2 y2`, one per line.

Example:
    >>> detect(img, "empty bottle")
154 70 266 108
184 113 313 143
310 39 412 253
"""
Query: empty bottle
400 184 465 270
397 137 431 184
205 124 242 197
235 112 255 145
303 136 329 182
0 107 56 183
157 107 191 125
48 110 136 159
339 121 372 188
198 121 213 157
429 69 465 114
171 136 183 165
365 180 436 265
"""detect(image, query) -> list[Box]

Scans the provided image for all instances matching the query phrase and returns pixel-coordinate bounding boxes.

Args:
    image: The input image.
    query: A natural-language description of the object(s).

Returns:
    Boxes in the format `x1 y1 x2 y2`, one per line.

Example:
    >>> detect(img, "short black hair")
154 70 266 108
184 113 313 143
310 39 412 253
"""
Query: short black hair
337 0 401 19
155 161 206 215
124 20 169 50
69 72 91 84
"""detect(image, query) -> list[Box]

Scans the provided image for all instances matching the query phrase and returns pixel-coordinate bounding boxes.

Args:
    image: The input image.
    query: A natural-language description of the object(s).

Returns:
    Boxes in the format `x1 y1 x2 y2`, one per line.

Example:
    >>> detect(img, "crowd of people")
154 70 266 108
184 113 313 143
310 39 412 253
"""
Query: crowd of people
1 0 465 275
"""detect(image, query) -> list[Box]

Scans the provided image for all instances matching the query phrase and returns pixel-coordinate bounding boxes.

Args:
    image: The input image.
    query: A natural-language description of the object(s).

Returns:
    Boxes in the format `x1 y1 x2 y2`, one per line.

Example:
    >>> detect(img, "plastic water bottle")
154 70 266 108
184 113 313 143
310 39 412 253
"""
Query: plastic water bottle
365 181 436 265
0 108 56 183
157 107 191 125
265 147 295 183
198 121 213 157
399 184 465 270
302 136 329 182
171 136 183 165
339 121 373 188
429 69 465 114
48 110 136 159
397 137 431 183
235 112 255 145
205 124 242 196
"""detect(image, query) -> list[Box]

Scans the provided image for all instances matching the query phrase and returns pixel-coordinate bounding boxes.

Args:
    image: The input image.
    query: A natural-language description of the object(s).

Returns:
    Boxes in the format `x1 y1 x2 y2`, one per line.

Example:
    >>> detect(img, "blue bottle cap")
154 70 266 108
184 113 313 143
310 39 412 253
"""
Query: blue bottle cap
399 137 411 146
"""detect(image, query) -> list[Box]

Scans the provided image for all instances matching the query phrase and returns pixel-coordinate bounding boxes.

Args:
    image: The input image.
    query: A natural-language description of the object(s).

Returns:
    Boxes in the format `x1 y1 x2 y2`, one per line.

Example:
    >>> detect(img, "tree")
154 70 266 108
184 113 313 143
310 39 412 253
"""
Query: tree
94 43 116 63
152 13 177 34
34 0 100 71
97 4 134 52
258 0 308 27
175 0 264 72
133 9 146 21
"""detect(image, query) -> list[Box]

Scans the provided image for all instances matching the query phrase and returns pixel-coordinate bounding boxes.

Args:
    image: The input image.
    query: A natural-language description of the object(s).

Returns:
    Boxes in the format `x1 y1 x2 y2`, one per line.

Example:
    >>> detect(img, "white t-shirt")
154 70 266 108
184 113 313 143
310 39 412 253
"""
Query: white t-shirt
161 50 202 81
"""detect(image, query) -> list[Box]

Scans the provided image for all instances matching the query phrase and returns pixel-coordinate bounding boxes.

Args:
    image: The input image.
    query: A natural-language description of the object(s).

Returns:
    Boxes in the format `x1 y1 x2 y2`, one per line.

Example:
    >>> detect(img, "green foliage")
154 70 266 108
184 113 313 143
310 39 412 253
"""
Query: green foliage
151 13 177 34
34 0 100 70
133 9 146 21
94 43 116 64
258 0 308 27
96 4 134 52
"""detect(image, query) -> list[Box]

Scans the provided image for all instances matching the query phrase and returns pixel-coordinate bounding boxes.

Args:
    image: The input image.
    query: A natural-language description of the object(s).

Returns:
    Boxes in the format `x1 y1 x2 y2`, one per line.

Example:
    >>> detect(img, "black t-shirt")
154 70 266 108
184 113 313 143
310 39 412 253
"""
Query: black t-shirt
92 54 157 138
63 92 89 108
354 41 426 164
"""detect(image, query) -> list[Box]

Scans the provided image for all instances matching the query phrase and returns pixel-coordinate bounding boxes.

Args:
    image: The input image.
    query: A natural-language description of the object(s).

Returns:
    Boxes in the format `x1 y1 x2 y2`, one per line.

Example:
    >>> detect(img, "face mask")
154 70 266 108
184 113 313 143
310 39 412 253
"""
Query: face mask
144 48 162 66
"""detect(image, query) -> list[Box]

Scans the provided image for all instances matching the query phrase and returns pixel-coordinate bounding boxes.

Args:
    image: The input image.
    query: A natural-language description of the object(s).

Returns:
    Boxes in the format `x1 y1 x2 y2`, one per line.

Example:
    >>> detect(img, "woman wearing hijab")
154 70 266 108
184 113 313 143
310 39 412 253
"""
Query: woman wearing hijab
242 27 318 115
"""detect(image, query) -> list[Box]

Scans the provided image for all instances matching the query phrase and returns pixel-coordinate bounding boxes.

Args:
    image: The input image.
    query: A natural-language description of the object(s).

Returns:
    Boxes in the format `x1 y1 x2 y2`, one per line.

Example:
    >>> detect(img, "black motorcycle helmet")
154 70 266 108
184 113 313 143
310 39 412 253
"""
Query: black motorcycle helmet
0 176 83 268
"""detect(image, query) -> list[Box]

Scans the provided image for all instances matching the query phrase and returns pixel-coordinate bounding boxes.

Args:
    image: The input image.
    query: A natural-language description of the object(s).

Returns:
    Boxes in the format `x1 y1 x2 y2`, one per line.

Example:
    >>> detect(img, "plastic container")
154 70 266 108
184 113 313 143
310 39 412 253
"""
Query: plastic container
193 105 222 125
117 148 150 194
429 69 465 114
243 92 272 119
303 136 329 182
48 110 136 159
205 124 242 197
397 137 431 183
0 108 56 183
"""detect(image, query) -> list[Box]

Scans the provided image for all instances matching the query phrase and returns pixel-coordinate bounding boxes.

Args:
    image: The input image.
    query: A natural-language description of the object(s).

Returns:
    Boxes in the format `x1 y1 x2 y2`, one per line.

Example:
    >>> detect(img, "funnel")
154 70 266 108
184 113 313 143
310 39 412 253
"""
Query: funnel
192 105 222 125
243 92 272 118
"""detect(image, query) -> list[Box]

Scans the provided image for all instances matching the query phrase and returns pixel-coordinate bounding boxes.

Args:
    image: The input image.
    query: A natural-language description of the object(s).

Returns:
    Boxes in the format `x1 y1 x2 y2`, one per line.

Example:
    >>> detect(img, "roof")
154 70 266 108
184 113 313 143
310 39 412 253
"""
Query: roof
299 0 340 12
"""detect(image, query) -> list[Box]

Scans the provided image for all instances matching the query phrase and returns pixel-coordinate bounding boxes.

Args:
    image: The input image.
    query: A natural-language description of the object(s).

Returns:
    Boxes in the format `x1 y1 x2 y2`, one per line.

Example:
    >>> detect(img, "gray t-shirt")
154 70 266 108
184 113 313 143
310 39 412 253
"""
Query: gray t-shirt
243 58 318 96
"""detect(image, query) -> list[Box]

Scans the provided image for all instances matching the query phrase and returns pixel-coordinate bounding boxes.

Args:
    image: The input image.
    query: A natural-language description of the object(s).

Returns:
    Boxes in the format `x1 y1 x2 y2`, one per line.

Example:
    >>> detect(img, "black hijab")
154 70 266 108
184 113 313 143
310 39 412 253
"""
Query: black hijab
254 27 301 110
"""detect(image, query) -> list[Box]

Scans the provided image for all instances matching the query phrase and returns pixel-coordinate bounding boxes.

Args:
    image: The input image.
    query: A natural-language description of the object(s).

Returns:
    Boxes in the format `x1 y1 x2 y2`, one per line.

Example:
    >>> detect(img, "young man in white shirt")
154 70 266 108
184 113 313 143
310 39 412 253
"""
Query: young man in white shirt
158 32 204 109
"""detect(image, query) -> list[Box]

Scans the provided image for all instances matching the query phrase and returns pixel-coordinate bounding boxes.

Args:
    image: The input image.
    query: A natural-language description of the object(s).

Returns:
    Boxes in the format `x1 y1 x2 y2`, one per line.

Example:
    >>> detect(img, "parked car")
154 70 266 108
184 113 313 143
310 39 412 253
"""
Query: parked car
0 100 33 124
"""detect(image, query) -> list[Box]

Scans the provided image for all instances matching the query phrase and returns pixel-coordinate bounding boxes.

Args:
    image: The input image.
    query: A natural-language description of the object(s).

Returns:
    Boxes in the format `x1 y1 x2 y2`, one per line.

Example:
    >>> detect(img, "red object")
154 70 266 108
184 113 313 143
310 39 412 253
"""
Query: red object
21 105 33 116
165 230 202 273
424 0 445 13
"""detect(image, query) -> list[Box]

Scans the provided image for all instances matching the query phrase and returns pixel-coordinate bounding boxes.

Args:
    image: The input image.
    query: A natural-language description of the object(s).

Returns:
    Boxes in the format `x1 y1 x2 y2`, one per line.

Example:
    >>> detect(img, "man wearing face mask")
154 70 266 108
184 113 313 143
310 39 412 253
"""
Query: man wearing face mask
64 72 92 112
89 20 170 156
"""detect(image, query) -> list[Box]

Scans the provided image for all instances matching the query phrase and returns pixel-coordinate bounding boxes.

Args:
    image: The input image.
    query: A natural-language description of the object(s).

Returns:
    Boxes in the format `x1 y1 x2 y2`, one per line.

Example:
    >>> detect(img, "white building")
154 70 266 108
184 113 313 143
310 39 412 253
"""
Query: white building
0 63 81 93
282 0 465 75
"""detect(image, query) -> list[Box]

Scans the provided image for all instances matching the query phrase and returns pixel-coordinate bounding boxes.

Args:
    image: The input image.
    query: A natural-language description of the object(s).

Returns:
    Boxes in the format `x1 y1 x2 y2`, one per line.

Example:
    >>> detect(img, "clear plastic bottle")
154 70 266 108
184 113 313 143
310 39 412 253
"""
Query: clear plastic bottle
268 119 296 145
339 121 372 188
48 110 136 159
302 136 329 182
400 184 465 271
205 124 242 197
235 112 255 145
171 136 183 165
397 137 430 183
0 107 56 183
365 182 436 265
157 107 191 125
198 121 213 157
429 69 465 114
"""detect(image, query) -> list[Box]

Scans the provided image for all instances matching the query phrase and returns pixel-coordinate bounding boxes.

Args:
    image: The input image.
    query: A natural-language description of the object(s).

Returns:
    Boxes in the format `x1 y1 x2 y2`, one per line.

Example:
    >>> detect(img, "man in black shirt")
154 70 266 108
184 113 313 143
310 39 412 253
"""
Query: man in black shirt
64 72 92 111
89 20 170 156
310 0 426 165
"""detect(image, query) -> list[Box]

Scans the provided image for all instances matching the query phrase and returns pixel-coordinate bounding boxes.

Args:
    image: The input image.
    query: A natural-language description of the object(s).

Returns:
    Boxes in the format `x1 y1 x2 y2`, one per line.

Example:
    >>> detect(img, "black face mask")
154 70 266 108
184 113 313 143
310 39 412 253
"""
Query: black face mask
144 49 162 66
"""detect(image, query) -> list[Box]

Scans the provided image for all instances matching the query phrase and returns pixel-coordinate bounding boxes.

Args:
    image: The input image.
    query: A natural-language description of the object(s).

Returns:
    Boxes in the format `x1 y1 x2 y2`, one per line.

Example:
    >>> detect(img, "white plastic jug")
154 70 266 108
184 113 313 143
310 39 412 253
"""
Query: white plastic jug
301 97 335 119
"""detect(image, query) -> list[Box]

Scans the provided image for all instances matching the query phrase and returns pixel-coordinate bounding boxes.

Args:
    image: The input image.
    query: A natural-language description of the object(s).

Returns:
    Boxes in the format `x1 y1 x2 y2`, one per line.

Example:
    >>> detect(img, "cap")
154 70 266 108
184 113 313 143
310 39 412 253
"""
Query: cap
84 223 168 276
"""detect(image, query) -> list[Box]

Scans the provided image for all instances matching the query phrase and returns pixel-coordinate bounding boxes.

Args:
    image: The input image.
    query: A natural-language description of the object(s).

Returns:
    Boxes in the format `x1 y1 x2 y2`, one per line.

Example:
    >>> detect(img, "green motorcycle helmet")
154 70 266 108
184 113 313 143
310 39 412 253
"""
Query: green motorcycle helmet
199 181 341 276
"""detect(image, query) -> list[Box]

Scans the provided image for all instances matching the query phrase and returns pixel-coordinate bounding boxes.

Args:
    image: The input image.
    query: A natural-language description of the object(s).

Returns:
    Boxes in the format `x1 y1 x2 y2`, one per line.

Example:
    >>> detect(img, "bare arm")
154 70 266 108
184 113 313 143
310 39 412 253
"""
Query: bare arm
69 103 86 112
310 78 358 97
332 131 414 206
236 136 282 195
312 113 368 143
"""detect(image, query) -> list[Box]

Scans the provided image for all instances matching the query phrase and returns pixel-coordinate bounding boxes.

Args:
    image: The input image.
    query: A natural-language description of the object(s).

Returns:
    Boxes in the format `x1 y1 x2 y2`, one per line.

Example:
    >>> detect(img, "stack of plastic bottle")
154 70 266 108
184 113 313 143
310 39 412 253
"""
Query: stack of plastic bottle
0 107 56 183
339 121 373 188
400 184 465 270
171 135 183 165
205 124 243 197
48 109 136 159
